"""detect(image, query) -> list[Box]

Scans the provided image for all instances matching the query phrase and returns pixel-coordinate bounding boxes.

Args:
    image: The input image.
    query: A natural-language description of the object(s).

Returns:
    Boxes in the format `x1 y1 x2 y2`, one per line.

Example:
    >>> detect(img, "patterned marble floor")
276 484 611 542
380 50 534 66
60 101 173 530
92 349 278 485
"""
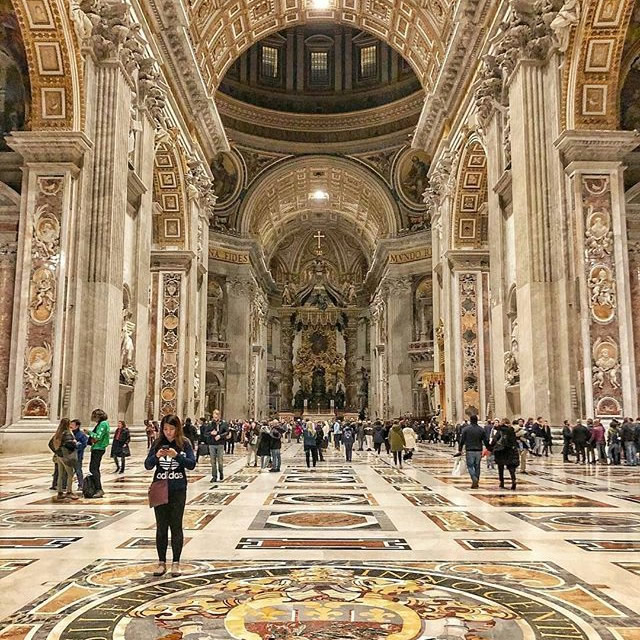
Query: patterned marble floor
1 442 640 639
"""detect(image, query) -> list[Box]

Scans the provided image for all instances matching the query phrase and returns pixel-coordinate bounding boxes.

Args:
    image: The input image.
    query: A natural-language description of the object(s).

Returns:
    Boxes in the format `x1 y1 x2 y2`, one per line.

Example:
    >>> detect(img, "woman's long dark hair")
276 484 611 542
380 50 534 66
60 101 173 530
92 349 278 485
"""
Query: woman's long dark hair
153 414 185 451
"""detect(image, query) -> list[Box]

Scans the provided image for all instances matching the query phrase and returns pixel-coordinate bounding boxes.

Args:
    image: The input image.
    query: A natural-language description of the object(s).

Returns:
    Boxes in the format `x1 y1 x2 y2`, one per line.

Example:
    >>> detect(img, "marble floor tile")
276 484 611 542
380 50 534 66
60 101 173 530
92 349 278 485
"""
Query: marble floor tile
2 442 640 638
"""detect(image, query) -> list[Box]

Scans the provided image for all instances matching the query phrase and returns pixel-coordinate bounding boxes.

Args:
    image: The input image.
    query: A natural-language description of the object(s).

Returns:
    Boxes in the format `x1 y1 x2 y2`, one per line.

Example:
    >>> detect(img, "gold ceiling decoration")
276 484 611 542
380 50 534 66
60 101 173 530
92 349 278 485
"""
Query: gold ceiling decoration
238 156 399 256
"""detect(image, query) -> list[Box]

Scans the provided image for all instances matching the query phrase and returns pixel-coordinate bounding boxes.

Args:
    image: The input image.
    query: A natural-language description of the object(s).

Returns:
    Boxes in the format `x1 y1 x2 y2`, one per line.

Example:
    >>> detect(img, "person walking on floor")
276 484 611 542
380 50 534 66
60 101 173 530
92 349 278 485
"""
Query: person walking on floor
591 419 607 464
402 422 417 464
315 422 326 461
48 418 80 502
490 419 520 490
332 419 342 449
256 424 272 471
343 422 355 462
303 422 318 468
269 423 282 472
357 421 365 451
383 422 392 455
621 418 638 465
245 422 260 467
542 420 553 456
203 409 228 482
145 414 195 578
224 421 236 454
389 422 406 468
50 418 87 491
111 420 131 474
456 415 489 489
562 420 573 463
607 419 621 465
373 422 385 455
87 409 110 498
364 422 374 451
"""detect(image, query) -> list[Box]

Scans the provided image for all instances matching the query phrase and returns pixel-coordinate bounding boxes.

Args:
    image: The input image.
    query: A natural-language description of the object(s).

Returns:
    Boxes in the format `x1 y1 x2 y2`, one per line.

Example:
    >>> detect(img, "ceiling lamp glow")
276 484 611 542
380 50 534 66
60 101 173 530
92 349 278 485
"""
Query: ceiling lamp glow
311 0 331 9
311 190 329 200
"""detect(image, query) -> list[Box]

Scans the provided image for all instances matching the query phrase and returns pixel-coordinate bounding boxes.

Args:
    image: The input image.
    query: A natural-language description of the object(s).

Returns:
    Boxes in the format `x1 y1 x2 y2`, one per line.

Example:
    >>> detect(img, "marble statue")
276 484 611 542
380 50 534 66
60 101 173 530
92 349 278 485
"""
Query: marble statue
282 281 295 306
120 310 137 385
550 0 581 52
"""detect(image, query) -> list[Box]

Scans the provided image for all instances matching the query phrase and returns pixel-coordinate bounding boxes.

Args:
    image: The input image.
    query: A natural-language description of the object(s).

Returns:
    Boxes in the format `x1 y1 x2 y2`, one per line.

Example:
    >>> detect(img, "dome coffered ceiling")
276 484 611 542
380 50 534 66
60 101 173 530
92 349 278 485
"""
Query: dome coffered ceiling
238 155 399 256
186 0 454 92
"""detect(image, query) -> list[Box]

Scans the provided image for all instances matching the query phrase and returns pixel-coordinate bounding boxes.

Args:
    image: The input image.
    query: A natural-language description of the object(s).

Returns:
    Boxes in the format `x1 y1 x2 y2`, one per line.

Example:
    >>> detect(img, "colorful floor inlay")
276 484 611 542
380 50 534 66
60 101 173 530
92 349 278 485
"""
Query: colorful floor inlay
567 540 640 552
455 538 530 550
0 492 34 503
3 560 639 639
613 562 640 577
0 537 81 549
265 492 377 506
249 509 396 530
188 491 239 506
472 493 614 508
0 559 35 580
117 537 192 549
0 509 130 529
236 537 411 550
510 511 640 532
401 492 454 506
423 510 500 532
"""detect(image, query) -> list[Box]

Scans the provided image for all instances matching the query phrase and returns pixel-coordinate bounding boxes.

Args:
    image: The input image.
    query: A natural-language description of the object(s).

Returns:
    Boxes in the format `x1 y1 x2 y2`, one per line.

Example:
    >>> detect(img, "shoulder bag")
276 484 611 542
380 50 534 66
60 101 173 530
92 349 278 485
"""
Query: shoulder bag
148 477 169 508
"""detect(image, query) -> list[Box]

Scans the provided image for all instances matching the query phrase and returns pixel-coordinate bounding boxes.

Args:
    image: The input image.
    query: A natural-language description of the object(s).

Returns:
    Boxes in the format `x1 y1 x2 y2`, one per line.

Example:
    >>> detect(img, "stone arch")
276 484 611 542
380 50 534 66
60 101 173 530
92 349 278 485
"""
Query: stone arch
237 155 401 257
450 138 488 250
186 0 453 92
564 0 636 130
152 142 188 249
7 0 82 130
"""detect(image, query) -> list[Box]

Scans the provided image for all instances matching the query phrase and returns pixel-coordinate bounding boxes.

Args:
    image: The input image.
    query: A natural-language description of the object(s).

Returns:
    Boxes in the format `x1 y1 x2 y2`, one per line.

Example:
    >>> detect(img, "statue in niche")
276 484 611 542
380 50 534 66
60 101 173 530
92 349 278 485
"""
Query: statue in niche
208 282 223 341
293 388 305 411
345 281 358 306
282 281 295 306
335 382 346 410
504 318 520 386
550 0 581 53
120 309 138 385
193 351 200 400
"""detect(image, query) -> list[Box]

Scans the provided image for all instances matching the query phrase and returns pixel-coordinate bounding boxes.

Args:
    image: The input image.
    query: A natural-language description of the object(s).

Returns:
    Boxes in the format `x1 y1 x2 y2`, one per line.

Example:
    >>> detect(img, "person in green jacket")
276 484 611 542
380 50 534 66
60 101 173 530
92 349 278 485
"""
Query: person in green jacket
88 408 110 497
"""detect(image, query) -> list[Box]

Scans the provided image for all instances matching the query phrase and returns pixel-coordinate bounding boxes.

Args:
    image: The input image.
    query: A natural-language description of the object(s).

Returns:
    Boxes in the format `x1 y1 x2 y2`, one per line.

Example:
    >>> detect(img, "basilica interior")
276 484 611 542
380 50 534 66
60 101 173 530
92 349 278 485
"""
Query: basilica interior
1 0 640 637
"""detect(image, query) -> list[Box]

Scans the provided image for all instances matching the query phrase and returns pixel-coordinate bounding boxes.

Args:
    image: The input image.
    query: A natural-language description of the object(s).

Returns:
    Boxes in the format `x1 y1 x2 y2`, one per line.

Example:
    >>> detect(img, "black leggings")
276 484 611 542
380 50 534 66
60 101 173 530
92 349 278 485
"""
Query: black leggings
89 449 104 491
154 489 187 562
225 439 235 454
305 446 318 467
113 454 125 472
498 464 517 486
374 442 382 454
393 451 403 466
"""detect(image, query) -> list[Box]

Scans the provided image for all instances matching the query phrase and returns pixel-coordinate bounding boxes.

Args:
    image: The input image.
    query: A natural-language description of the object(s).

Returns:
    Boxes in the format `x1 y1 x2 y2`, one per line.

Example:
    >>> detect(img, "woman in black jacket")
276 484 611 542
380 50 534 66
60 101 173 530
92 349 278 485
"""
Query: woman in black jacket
490 420 520 490
315 423 326 462
144 414 195 578
111 420 131 474
49 418 79 502
256 425 272 471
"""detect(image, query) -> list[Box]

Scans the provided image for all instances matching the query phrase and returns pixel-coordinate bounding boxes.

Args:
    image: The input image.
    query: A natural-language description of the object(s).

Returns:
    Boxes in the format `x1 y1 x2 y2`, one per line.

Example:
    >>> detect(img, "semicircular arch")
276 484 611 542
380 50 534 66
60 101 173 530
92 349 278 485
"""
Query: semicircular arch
238 155 401 257
187 0 453 92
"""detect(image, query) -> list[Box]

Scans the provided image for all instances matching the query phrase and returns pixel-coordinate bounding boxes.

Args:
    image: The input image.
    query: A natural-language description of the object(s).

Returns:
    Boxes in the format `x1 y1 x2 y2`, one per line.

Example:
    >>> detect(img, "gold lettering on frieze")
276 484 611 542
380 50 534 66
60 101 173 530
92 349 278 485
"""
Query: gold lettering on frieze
388 247 430 264
209 247 250 264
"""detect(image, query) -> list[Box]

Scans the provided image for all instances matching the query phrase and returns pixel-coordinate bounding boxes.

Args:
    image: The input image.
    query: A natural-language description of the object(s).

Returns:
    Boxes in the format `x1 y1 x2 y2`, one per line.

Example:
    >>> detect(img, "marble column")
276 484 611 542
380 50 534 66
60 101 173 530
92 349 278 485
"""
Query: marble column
384 275 413 417
508 54 571 421
2 132 90 452
225 274 254 419
72 51 134 422
557 130 640 419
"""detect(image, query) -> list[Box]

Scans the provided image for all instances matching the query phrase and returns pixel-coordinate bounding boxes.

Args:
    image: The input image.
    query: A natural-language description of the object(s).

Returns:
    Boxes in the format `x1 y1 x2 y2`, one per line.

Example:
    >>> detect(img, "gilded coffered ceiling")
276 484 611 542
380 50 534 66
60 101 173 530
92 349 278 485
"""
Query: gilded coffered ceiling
238 155 399 255
186 0 454 92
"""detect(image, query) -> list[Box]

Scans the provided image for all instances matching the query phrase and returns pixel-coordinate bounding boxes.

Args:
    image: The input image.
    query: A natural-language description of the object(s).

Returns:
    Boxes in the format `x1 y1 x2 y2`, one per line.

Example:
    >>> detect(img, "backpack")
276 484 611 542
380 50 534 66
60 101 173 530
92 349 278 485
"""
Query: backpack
82 474 98 499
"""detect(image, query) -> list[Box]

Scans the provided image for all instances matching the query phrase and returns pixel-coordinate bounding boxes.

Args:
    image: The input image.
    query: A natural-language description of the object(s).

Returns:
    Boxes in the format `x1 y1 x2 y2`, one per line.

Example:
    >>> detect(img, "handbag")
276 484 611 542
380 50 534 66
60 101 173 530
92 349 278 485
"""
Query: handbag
197 442 209 457
148 479 169 508
452 456 467 477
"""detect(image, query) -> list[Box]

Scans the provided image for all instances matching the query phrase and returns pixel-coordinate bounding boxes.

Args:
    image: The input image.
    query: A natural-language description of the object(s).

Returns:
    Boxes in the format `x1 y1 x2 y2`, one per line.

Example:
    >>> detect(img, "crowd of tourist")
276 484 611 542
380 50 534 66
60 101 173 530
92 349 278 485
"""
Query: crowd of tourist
46 408 640 579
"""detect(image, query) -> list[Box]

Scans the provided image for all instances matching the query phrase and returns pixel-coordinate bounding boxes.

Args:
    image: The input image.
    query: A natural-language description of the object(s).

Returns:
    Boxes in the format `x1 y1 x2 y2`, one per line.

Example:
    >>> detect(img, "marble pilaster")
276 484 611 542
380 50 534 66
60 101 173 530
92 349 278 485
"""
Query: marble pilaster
557 130 640 419
2 132 90 452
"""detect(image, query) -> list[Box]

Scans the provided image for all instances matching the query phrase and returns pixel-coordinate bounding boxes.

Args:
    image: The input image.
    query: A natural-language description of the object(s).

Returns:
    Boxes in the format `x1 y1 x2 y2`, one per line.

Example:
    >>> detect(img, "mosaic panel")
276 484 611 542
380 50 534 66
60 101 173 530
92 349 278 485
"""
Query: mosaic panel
510 511 640 532
0 509 130 529
567 540 640 552
401 492 454 507
458 271 481 416
188 491 239 506
0 536 81 549
3 560 638 639
158 272 182 416
613 562 640 577
0 491 34 502
423 510 500 532
237 537 411 550
249 509 396 531
472 493 614 508
265 492 378 506
455 539 530 551
117 537 191 550
280 473 361 484
0 559 35 579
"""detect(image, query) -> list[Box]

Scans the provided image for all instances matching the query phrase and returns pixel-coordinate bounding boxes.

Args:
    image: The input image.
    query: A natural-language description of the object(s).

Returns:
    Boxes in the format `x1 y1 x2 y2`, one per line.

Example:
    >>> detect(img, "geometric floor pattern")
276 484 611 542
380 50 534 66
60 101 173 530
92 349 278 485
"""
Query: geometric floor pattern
1 442 640 639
